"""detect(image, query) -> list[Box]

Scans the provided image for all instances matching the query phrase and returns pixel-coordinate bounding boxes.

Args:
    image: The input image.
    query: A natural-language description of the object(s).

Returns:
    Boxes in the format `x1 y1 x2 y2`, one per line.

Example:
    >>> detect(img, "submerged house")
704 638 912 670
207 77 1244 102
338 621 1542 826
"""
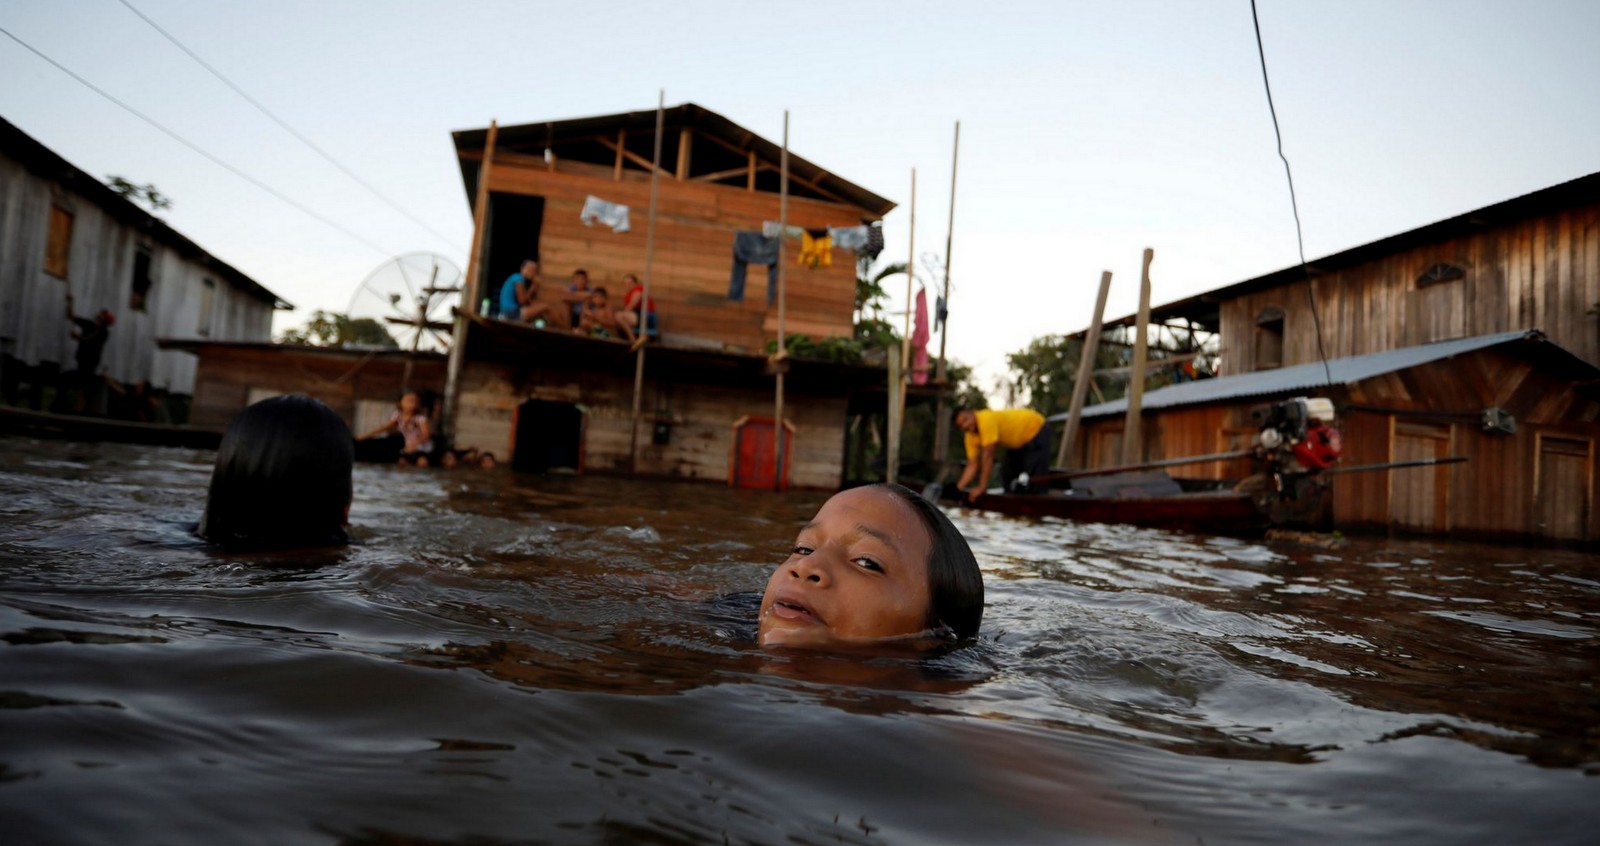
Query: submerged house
0 117 285 414
1063 172 1600 545
446 103 897 487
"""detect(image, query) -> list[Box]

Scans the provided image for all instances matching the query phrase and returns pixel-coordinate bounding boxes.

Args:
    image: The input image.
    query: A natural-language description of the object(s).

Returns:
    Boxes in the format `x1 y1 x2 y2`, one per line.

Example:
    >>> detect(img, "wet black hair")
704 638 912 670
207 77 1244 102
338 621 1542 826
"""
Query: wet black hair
198 394 353 550
874 483 984 639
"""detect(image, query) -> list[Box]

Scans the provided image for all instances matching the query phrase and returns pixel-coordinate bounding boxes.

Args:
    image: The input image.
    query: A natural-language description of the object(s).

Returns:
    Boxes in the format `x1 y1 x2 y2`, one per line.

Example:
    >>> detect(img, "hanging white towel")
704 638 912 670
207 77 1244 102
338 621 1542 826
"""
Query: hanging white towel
828 225 870 251
580 195 631 233
762 221 804 239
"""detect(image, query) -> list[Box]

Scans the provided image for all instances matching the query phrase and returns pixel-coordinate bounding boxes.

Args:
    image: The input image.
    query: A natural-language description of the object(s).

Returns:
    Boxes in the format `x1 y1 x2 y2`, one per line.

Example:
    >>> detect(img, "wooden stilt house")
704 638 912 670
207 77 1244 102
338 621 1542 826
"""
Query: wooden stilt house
446 103 897 488
1062 171 1600 546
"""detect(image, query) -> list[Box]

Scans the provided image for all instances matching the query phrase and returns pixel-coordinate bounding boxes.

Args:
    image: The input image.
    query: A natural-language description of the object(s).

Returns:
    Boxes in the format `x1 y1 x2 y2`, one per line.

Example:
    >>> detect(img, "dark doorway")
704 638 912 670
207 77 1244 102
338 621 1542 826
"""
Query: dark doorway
485 192 545 312
514 399 583 473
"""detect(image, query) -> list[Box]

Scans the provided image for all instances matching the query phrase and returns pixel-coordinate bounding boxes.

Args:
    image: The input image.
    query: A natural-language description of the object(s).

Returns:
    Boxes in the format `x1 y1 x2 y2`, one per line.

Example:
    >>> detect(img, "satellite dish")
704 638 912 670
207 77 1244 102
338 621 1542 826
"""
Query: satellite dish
347 252 463 353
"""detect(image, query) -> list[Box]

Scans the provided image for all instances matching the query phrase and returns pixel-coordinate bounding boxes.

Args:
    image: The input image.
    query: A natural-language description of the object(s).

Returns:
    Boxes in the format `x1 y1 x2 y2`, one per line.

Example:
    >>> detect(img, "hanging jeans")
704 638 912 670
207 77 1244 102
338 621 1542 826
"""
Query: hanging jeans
729 231 780 303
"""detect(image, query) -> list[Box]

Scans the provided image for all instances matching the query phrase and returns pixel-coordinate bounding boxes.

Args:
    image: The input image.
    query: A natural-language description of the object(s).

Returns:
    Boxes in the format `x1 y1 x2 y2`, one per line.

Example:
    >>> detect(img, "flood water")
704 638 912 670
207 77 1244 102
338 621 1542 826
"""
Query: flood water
1 436 1596 845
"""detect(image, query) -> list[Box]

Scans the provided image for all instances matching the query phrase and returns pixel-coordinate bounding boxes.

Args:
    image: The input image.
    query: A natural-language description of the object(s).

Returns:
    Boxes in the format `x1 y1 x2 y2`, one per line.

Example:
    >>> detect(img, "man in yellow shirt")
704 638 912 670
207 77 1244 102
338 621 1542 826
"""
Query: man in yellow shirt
953 407 1052 503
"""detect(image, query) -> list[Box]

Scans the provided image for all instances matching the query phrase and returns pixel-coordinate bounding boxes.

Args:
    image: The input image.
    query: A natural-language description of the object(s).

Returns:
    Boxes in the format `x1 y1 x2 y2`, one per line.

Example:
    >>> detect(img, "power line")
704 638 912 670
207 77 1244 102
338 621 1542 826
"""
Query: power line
114 0 459 249
1249 0 1334 388
0 24 394 257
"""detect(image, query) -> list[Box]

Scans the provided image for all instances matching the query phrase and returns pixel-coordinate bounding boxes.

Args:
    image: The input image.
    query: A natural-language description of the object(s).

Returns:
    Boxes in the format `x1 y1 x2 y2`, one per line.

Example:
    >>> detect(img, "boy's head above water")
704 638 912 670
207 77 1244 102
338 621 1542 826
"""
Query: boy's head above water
758 484 983 650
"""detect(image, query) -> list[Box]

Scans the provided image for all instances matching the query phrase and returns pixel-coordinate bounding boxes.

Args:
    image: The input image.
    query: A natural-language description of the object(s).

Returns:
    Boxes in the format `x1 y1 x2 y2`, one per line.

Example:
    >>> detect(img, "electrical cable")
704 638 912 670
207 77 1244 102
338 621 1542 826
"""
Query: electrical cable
1249 0 1335 387
0 24 394 257
113 0 459 249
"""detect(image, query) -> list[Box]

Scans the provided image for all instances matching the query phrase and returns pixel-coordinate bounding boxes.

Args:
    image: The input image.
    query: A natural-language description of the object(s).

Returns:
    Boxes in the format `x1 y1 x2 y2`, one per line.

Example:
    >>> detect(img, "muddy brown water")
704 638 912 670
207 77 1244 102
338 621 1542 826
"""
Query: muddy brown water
1 436 1596 845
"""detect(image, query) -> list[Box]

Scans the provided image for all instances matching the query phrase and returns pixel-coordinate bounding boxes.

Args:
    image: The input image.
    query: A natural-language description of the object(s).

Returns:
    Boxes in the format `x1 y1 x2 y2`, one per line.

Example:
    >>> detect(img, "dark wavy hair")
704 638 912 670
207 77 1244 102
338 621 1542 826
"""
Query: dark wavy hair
874 483 985 639
198 394 353 550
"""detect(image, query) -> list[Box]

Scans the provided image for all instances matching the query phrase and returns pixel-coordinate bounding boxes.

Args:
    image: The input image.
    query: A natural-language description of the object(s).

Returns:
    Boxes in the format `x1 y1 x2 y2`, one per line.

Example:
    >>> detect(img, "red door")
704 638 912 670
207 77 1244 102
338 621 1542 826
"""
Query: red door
731 416 792 490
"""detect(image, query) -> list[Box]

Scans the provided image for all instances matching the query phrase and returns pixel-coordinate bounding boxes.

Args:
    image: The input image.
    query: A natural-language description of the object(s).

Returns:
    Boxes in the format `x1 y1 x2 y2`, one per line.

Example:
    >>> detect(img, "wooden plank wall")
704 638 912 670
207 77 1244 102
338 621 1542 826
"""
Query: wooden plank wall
455 359 847 488
0 155 275 394
189 347 446 431
1218 204 1600 373
1093 346 1600 543
485 160 866 354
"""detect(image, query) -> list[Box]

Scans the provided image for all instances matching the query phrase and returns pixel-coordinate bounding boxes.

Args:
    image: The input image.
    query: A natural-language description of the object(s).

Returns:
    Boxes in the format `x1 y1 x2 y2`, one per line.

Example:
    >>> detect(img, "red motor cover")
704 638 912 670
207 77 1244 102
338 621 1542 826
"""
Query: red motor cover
1293 423 1342 470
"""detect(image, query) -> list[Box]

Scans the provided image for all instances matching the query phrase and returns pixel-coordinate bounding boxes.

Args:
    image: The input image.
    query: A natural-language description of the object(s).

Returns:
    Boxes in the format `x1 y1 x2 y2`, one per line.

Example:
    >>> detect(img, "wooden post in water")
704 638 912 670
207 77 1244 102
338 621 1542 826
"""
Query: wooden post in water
442 119 497 444
933 121 960 465
886 347 902 486
1056 270 1113 468
772 110 789 490
1121 248 1154 465
887 168 916 485
629 92 665 472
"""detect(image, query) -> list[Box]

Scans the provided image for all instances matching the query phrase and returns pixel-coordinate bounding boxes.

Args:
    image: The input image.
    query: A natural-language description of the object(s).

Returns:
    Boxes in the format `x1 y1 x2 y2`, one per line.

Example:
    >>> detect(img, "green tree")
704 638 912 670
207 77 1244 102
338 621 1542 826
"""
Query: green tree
1005 334 1128 416
105 175 172 212
278 310 398 348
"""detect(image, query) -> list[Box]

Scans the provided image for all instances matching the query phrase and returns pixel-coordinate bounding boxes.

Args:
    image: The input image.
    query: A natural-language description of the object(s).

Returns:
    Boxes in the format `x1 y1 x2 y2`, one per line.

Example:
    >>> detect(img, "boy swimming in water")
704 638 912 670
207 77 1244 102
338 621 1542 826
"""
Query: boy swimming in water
758 484 983 649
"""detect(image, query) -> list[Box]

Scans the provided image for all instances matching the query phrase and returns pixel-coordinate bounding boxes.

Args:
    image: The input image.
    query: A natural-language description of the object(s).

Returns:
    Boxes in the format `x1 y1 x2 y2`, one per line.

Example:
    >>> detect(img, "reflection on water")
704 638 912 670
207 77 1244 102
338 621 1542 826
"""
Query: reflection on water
1 437 1596 845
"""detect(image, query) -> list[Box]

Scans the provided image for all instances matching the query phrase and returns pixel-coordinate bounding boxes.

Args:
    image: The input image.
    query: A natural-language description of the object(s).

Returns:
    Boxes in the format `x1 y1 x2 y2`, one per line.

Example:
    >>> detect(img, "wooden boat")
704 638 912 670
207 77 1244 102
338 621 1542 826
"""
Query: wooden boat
938 398 1461 537
0 405 223 449
958 471 1328 536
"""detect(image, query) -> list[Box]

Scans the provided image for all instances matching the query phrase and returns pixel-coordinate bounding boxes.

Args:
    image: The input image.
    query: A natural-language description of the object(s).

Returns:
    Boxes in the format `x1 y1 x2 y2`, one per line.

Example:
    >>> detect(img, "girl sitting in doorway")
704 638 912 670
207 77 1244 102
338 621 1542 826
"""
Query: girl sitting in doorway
358 390 435 466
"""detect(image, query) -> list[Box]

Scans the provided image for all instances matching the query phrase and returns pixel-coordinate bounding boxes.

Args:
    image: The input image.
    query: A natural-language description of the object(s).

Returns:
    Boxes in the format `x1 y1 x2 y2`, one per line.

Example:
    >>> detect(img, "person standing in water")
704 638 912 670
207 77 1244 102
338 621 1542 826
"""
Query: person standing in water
55 293 115 414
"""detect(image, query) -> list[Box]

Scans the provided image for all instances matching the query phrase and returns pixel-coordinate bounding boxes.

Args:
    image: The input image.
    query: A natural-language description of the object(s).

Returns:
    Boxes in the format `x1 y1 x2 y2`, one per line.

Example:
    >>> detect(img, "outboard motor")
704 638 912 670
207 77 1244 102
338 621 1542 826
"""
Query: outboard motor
1251 397 1341 473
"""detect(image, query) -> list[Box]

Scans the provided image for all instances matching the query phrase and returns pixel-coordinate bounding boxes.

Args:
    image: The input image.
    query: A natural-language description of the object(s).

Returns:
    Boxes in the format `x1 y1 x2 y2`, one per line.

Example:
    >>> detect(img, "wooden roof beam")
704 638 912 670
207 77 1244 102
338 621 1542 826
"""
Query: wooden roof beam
595 136 670 178
676 128 693 180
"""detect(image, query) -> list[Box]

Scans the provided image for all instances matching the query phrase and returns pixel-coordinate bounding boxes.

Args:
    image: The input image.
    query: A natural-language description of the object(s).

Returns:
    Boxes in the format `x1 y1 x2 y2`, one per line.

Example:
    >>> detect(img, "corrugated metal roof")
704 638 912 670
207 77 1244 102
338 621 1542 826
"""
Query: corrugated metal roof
1052 329 1547 421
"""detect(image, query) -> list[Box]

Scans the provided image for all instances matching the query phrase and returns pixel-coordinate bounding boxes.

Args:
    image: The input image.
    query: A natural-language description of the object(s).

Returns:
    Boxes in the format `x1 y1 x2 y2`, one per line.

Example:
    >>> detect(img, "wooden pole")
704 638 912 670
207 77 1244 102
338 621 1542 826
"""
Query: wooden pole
933 121 960 466
888 168 916 485
442 120 497 444
772 109 789 490
886 346 902 485
1121 248 1154 465
629 92 665 472
1056 270 1113 468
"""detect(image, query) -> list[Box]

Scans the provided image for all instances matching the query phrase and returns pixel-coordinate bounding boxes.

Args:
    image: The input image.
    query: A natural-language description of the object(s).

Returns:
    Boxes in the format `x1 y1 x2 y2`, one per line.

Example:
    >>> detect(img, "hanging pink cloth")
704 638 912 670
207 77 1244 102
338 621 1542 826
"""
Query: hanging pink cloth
910 287 931 385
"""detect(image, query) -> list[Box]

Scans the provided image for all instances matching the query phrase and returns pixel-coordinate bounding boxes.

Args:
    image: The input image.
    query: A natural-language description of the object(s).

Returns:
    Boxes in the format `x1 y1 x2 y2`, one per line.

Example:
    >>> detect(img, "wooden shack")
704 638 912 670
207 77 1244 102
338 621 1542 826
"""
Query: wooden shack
0 117 285 413
1058 171 1600 545
447 104 897 488
1094 170 1600 373
164 339 447 437
1065 331 1600 546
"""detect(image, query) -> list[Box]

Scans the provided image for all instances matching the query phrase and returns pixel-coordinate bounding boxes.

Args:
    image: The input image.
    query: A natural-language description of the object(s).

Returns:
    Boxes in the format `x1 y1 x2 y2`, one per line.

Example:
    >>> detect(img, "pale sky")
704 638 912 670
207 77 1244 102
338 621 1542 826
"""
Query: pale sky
5 0 1598 399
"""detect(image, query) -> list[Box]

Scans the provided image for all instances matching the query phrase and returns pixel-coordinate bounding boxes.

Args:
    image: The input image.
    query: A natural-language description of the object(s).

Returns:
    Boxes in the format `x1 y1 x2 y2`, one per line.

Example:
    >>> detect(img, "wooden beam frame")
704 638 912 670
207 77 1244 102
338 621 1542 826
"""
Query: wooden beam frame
596 136 670 177
675 127 693 180
692 165 752 184
613 129 625 181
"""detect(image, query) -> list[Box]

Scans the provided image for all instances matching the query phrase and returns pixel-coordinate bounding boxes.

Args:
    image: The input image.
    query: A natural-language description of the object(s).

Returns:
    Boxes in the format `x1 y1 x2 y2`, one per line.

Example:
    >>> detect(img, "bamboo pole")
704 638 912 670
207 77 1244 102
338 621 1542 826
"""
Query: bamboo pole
772 110 789 490
933 121 960 466
629 92 665 472
1121 248 1154 465
886 347 902 486
888 169 916 485
442 120 497 444
1056 270 1113 468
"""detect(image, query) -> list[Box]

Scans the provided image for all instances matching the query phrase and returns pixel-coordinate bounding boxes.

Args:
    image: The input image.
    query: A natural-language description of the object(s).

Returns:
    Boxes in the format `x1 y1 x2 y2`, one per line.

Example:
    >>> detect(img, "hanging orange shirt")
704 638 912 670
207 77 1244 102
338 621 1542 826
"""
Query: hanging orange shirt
798 232 832 269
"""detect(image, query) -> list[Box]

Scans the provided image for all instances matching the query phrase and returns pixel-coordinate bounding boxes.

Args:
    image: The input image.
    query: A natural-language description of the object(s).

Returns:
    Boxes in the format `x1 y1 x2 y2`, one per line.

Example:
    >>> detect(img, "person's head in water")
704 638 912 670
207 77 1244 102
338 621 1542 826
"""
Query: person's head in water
199 394 354 550
758 484 983 649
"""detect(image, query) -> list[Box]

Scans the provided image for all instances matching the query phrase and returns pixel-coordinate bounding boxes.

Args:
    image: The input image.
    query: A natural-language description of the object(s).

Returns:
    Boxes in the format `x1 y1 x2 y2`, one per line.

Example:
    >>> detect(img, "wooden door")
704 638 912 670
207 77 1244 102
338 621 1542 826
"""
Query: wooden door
730 416 791 490
1389 421 1452 532
1536 436 1591 541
